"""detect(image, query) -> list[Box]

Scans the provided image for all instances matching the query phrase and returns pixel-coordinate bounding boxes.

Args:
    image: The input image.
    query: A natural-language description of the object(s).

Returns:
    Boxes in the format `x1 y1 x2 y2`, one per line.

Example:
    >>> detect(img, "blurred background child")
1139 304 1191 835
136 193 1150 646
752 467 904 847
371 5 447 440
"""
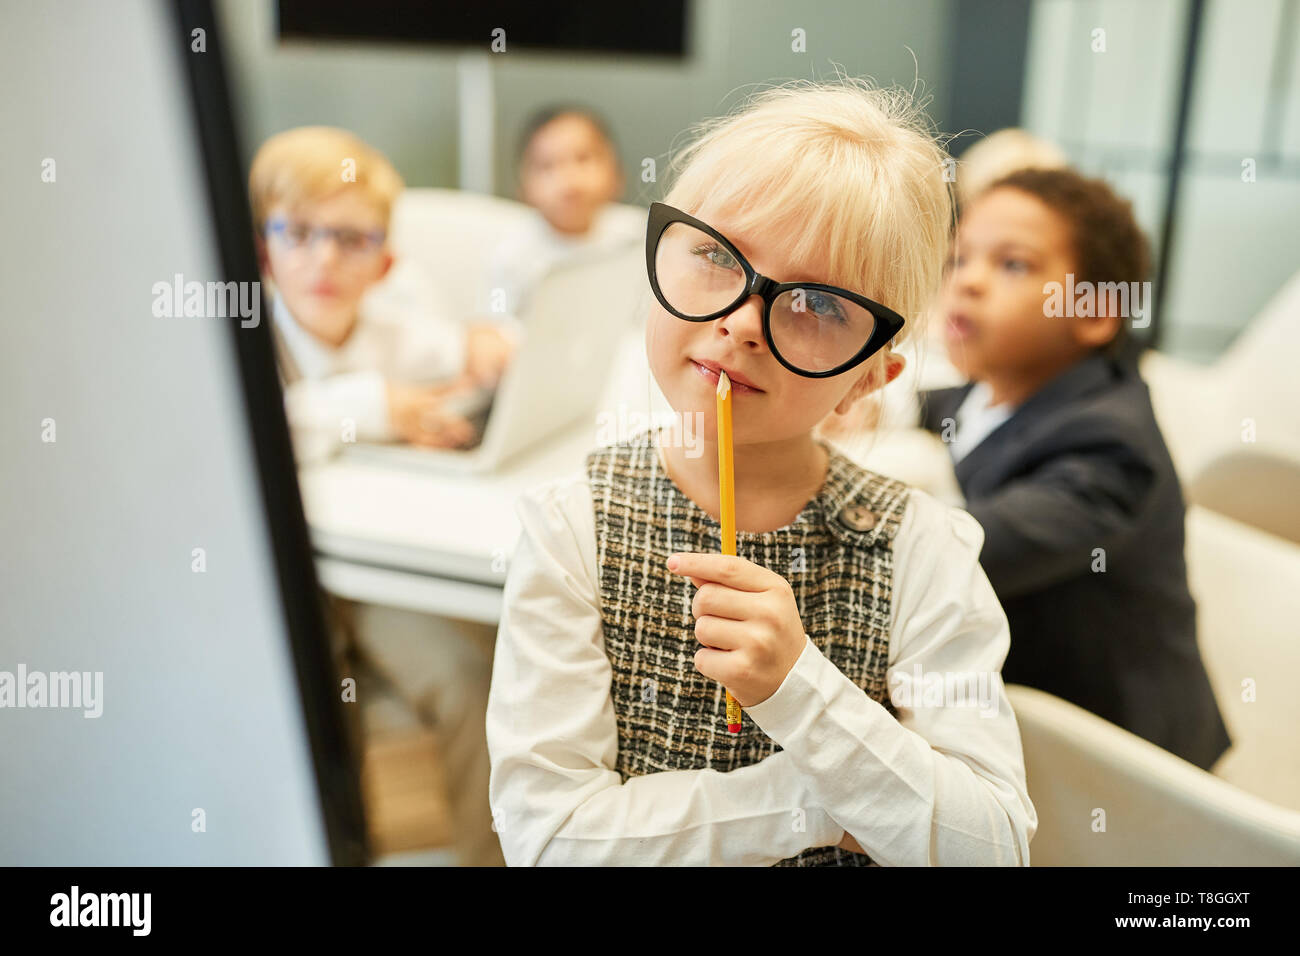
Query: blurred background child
955 127 1070 209
921 167 1231 771
482 105 642 319
250 125 506 865
251 126 515 463
819 127 1070 454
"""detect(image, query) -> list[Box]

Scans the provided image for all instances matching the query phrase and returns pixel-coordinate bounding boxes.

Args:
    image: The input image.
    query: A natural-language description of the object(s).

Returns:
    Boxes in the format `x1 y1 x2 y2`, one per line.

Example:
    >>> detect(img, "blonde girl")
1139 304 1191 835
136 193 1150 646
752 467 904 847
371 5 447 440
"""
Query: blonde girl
486 77 1036 866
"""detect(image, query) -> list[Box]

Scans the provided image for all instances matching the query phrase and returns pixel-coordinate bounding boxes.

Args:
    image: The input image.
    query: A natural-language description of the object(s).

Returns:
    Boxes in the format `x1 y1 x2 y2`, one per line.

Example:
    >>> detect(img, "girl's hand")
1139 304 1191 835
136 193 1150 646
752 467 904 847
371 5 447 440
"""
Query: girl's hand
666 552 808 708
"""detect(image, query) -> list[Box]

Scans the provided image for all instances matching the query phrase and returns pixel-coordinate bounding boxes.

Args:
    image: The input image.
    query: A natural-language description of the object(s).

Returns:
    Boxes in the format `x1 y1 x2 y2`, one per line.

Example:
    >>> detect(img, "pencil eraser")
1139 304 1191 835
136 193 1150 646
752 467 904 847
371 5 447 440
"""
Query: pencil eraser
727 723 741 734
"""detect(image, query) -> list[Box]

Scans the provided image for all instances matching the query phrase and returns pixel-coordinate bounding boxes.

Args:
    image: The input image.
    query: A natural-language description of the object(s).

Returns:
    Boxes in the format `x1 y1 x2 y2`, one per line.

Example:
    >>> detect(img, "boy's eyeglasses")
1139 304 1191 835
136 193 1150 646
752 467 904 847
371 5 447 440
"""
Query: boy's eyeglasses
645 201 906 378
265 217 386 258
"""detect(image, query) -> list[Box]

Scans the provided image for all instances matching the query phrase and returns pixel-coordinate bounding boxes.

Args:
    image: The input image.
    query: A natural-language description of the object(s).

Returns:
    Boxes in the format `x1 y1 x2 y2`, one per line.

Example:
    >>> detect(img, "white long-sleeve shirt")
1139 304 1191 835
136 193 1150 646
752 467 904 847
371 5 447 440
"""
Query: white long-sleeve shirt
271 260 479 463
947 381 1018 464
481 205 644 317
486 460 1038 866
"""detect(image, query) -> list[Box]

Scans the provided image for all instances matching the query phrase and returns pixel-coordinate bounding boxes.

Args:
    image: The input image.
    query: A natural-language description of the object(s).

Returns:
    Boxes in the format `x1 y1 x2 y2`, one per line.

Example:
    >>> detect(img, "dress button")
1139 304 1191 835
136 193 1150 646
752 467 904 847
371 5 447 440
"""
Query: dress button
837 504 877 531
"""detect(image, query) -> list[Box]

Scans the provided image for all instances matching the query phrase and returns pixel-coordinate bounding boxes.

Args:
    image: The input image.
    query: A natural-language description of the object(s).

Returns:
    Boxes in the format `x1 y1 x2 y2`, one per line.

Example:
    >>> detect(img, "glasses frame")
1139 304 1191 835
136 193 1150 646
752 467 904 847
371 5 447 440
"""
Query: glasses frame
264 216 387 258
645 201 906 379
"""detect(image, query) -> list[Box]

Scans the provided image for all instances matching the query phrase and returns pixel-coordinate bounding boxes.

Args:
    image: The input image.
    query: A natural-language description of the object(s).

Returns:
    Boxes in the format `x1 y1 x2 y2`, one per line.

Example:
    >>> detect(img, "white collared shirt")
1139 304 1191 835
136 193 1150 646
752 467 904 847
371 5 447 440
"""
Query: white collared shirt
271 260 474 462
948 381 1017 464
483 205 643 316
485 459 1038 866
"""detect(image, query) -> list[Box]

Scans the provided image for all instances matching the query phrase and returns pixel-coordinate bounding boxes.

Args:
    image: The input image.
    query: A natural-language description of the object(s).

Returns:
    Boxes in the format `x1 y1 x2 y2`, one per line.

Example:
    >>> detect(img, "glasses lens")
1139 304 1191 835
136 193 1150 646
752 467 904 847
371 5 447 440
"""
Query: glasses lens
334 229 384 257
333 228 366 253
278 221 311 247
770 288 878 374
654 221 747 317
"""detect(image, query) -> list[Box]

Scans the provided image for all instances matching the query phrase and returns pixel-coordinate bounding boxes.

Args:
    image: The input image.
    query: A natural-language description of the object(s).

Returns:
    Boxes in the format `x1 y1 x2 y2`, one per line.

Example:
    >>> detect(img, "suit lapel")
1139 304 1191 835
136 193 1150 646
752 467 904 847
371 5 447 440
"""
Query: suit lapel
952 354 1119 495
920 384 973 433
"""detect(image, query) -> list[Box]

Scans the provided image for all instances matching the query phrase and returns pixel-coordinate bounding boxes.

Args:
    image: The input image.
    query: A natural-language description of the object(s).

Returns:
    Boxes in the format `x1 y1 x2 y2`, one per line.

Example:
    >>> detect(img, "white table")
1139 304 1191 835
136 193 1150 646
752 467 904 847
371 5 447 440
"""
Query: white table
301 419 595 624
298 328 669 624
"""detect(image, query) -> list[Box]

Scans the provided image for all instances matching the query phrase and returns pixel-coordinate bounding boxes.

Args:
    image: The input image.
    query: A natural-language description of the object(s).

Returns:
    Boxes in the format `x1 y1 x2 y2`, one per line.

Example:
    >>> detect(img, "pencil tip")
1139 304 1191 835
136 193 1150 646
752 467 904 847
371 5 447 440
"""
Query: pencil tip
716 369 730 398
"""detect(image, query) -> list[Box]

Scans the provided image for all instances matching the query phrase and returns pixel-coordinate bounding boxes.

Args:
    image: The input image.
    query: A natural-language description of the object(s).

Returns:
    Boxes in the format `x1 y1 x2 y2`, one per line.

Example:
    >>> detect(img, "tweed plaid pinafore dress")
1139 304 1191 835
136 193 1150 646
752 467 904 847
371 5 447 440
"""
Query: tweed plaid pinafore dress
585 429 911 866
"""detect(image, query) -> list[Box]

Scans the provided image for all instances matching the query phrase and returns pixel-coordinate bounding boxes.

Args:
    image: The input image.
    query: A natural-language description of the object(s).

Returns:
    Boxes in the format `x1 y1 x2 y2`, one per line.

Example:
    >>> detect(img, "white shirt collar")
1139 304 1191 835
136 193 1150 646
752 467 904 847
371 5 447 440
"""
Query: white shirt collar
271 293 354 379
949 382 1017 464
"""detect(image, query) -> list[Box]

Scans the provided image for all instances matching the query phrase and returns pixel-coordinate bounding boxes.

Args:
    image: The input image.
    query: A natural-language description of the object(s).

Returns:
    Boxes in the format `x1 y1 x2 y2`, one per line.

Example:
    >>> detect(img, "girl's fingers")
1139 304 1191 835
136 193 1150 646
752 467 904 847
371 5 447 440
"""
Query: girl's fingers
693 614 747 650
666 552 770 591
691 581 751 622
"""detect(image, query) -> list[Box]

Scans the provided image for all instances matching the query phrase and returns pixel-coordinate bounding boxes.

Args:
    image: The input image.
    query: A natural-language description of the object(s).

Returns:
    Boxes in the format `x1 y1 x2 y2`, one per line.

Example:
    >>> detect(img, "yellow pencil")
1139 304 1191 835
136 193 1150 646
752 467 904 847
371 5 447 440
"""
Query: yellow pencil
716 371 742 734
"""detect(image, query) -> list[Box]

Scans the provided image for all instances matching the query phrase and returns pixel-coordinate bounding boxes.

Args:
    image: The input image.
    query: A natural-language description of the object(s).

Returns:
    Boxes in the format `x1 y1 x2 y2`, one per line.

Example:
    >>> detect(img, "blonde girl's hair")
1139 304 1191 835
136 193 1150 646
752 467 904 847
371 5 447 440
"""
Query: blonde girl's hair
659 74 955 383
248 126 405 231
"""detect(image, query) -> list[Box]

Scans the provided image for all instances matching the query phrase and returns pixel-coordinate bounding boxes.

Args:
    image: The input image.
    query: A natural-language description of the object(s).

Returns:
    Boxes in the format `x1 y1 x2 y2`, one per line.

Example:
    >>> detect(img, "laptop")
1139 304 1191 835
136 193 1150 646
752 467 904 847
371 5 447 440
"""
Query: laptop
342 238 644 474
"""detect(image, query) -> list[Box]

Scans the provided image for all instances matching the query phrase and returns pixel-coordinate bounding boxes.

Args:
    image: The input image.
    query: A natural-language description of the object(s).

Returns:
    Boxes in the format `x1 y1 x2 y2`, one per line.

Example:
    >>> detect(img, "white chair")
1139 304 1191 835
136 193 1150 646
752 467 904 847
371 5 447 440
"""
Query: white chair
1185 505 1300 809
1008 684 1300 865
387 188 530 318
1186 447 1300 546
1141 267 1300 492
384 187 647 319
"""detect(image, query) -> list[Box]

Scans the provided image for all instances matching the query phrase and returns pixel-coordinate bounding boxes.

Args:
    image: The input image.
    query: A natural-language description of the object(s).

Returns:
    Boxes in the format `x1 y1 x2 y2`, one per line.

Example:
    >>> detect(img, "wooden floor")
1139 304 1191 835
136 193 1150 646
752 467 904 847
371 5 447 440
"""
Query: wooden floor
360 727 459 862
345 632 505 866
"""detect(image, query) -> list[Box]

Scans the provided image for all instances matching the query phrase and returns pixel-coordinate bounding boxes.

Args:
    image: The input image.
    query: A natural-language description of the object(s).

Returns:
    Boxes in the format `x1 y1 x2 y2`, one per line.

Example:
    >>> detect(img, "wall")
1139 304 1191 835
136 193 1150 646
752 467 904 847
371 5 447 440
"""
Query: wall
1021 0 1300 361
216 0 955 203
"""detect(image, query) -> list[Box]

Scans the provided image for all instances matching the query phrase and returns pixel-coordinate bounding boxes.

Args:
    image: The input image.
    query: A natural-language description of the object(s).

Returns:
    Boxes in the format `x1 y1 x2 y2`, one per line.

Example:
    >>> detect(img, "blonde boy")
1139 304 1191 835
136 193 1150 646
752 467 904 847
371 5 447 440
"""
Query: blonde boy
250 126 514 461
251 127 508 865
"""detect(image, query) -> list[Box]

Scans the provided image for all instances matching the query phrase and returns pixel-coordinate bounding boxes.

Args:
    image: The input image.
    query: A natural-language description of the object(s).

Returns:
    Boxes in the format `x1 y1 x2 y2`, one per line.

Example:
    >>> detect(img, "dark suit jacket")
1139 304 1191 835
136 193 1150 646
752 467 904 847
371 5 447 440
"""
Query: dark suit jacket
920 352 1231 770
